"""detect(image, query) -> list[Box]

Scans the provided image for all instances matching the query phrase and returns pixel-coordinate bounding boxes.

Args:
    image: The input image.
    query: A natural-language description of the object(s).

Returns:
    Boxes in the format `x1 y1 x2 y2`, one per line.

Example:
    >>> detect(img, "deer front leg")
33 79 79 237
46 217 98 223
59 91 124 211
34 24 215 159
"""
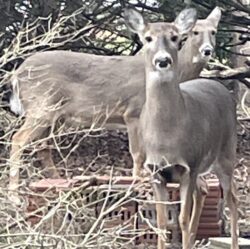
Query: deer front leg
151 173 168 249
179 174 193 249
124 115 145 177
227 180 239 249
36 142 59 178
216 159 239 249
9 119 47 205
188 176 208 248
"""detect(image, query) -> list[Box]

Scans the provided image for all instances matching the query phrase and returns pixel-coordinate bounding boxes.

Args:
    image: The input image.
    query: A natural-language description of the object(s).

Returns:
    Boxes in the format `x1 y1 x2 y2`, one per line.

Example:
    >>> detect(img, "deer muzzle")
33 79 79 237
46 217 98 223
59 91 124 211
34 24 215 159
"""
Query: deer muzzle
199 44 214 58
153 51 173 70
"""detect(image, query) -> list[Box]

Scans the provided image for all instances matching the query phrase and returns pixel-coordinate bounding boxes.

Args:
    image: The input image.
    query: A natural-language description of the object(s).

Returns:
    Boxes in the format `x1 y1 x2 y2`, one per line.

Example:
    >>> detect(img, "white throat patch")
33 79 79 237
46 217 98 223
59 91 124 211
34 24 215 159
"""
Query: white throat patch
147 70 175 83
192 55 200 64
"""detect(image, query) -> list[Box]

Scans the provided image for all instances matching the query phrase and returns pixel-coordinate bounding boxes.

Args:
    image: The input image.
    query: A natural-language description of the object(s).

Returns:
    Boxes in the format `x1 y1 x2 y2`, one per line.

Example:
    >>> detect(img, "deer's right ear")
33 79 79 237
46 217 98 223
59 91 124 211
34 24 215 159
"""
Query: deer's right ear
174 8 197 35
124 8 146 34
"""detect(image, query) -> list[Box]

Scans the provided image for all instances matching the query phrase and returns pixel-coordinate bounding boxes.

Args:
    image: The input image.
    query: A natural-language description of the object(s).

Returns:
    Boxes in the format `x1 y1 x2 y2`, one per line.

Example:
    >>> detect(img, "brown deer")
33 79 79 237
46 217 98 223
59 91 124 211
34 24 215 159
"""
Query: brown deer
8 8 221 204
124 8 238 249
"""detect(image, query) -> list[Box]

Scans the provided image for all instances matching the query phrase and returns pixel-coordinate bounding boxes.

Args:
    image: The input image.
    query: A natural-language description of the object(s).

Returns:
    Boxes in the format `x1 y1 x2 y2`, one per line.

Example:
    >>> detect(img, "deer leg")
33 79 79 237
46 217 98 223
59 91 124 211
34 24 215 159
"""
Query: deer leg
151 175 168 249
124 116 145 177
220 174 239 249
215 158 239 249
226 180 239 249
37 145 60 178
188 176 208 248
9 119 47 204
179 175 193 249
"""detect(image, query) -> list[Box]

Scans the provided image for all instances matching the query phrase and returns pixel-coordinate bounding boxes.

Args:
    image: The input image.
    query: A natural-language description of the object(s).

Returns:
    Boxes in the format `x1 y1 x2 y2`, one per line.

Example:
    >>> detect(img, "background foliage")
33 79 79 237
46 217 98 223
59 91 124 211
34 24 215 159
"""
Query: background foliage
0 0 249 63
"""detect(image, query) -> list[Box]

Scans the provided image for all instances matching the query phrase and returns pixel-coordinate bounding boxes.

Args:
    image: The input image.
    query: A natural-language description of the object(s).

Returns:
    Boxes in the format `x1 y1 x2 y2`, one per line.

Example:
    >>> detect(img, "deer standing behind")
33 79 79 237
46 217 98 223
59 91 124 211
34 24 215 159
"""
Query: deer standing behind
125 6 239 249
124 8 238 249
8 8 221 204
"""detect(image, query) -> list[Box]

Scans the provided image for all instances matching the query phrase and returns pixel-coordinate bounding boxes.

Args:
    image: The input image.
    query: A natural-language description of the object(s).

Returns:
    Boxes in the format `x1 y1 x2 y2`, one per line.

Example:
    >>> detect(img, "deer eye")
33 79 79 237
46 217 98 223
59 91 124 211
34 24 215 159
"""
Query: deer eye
193 31 199 35
145 36 153 42
171 35 178 42
211 30 216 35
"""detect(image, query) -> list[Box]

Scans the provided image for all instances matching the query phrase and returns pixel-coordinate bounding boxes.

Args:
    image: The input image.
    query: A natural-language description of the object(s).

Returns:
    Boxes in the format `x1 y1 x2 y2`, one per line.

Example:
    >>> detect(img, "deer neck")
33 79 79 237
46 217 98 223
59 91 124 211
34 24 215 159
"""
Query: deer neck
145 68 185 123
142 67 186 166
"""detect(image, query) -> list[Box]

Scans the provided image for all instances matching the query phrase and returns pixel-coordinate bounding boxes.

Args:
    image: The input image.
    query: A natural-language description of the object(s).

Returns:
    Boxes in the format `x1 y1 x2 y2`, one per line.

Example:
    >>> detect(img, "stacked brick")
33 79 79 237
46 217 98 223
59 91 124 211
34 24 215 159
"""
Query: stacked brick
197 179 223 239
27 176 222 245
136 179 222 245
136 183 180 245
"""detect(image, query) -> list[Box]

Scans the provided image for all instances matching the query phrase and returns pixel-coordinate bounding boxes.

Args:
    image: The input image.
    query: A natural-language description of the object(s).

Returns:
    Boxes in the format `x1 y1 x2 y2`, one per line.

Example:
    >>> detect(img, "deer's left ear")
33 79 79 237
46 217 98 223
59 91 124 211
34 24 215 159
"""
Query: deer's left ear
174 8 197 35
206 7 222 28
124 8 147 35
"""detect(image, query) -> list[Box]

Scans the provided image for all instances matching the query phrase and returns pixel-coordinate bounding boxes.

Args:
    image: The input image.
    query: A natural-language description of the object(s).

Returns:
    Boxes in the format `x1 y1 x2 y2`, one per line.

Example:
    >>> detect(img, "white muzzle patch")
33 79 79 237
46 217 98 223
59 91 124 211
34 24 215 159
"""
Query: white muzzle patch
152 51 173 71
199 43 214 58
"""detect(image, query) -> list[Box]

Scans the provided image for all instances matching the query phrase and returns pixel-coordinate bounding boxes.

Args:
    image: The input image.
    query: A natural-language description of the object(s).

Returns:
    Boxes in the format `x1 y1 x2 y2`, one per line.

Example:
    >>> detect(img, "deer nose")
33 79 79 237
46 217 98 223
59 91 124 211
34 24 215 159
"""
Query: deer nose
200 44 214 57
156 57 172 68
204 48 212 56
153 52 173 70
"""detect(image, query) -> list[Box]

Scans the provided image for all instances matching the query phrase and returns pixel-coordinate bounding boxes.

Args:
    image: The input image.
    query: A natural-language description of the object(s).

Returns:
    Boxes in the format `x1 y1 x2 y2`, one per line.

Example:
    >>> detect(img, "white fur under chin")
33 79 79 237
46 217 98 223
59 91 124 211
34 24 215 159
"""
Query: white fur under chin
148 70 175 83
9 78 24 116
192 54 210 64
192 55 200 64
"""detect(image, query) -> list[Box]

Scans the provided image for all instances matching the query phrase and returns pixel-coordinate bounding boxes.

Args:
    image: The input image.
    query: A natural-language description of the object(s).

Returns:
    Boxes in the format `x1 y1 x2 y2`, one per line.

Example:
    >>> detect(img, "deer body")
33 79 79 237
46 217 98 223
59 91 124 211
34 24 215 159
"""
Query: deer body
142 75 238 249
142 76 236 167
142 77 236 175
12 51 145 122
9 52 147 197
124 8 238 249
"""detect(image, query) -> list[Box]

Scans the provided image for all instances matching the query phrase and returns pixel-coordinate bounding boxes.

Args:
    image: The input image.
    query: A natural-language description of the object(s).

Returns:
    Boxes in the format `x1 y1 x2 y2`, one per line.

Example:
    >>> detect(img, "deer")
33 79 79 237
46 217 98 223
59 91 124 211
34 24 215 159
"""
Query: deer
8 8 221 205
124 8 238 249
132 6 222 177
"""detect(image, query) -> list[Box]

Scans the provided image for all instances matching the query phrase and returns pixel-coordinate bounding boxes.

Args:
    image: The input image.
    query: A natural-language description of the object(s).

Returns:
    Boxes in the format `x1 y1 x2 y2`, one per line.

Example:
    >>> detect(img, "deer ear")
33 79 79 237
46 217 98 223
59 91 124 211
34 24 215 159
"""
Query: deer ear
207 7 222 28
174 8 197 35
124 8 146 34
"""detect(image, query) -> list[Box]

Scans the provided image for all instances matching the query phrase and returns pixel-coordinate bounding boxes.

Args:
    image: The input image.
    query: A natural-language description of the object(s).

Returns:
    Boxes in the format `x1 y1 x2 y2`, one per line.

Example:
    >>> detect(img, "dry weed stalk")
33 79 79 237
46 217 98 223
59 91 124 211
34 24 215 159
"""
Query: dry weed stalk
0 171 152 249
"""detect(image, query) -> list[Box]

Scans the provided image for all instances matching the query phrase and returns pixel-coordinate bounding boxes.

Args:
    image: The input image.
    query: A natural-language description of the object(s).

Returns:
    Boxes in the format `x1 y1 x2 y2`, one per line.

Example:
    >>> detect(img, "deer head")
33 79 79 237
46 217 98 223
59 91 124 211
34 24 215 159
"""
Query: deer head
124 8 197 80
187 7 222 63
